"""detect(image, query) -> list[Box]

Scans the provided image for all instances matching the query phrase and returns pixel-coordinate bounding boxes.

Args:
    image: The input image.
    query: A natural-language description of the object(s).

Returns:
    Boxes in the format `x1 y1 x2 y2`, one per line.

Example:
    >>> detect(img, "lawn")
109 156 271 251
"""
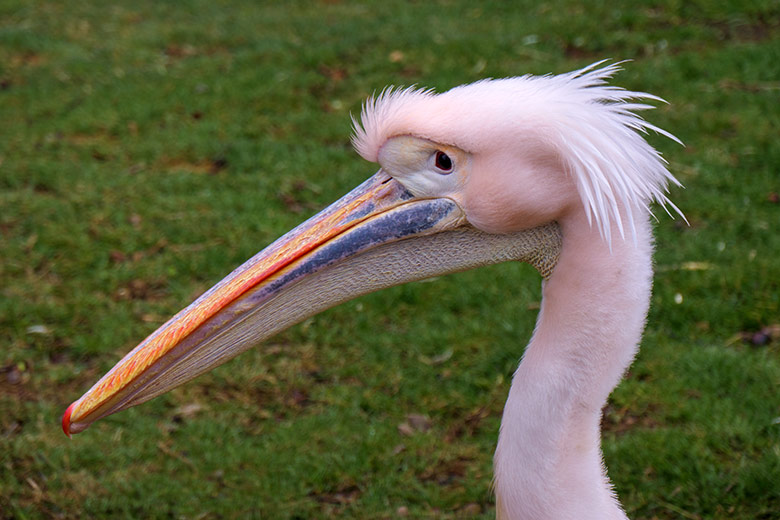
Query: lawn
1 1 779 518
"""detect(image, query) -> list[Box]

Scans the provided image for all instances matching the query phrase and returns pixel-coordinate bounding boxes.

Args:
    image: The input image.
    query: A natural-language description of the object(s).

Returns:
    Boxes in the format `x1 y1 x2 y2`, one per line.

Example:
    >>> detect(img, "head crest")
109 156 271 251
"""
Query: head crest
352 61 684 244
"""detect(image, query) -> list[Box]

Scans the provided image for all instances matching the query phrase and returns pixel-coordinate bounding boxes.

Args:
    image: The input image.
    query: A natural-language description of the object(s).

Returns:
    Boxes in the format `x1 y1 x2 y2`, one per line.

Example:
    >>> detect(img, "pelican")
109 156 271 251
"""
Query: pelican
63 62 682 519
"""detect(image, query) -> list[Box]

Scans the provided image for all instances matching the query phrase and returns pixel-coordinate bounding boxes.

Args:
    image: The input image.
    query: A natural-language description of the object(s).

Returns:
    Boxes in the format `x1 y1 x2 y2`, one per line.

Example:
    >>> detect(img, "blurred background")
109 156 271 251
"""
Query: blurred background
1 1 778 518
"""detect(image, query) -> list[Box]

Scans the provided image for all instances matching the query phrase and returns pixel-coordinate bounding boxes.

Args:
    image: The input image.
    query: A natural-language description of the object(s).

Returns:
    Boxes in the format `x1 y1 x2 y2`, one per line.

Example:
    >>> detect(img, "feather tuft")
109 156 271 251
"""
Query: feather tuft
351 62 684 244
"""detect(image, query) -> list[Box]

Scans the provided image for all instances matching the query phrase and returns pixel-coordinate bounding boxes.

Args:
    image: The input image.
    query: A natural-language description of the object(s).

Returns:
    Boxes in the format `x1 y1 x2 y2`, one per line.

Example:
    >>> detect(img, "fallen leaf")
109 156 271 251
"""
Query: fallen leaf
389 50 404 63
173 402 204 420
420 348 453 365
129 213 142 228
679 261 714 271
406 413 432 432
109 250 126 263
26 325 51 335
460 503 481 515
397 422 415 437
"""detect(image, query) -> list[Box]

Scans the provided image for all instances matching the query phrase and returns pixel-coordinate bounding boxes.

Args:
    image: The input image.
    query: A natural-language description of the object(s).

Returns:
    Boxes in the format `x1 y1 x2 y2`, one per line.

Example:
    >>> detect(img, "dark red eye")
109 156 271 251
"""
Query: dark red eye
434 151 453 173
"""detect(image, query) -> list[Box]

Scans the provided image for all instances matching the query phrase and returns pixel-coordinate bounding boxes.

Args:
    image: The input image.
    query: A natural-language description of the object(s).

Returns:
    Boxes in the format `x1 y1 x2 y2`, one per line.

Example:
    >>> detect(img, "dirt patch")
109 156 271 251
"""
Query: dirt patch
310 482 361 505
419 455 474 486
159 157 228 175
601 402 661 435
707 18 778 42
112 277 169 302
445 405 495 441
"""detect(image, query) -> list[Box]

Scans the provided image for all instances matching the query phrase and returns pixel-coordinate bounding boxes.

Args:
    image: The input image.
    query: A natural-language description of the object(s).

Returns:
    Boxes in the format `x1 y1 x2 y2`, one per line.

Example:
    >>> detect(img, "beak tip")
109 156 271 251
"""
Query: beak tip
62 402 75 438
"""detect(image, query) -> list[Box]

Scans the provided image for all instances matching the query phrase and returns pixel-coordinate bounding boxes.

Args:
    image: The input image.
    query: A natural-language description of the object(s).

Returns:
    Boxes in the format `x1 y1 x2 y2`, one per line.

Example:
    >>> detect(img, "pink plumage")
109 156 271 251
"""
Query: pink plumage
353 61 684 244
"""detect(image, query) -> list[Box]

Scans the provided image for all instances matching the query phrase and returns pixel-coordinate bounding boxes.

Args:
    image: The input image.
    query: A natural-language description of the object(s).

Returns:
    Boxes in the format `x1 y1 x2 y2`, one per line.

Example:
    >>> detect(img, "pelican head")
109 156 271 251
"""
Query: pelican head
63 61 681 520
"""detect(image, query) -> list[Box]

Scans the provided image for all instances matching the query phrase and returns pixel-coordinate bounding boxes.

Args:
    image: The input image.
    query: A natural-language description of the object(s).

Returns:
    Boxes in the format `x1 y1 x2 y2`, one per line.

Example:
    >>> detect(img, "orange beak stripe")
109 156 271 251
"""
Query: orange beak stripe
64 172 407 435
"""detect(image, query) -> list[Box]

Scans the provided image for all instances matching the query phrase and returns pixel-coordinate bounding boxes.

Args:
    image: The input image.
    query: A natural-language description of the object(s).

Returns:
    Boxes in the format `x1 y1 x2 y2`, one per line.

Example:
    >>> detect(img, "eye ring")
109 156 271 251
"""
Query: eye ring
433 151 453 174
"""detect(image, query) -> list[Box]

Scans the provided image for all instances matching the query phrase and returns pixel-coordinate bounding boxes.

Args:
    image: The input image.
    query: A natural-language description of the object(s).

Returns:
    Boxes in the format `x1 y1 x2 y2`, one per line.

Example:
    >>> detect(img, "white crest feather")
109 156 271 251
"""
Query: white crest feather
352 61 684 245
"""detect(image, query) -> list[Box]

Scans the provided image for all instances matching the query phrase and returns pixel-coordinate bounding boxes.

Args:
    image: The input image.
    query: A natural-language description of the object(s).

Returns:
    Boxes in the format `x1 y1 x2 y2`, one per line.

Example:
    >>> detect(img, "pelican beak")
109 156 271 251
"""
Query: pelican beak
63 171 561 437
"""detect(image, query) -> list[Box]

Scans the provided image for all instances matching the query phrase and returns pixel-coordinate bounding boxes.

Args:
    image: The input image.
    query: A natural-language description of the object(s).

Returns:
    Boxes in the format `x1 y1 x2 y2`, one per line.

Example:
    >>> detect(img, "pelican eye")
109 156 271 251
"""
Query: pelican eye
433 151 453 174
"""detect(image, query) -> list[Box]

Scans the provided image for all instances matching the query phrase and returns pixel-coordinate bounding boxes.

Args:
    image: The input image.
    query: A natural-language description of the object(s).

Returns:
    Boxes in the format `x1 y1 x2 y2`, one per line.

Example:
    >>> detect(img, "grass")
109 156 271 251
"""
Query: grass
1 0 779 518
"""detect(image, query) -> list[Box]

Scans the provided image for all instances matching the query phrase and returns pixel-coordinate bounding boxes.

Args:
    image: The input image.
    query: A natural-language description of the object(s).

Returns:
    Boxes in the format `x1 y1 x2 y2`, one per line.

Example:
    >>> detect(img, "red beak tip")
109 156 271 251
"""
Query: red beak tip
62 402 75 438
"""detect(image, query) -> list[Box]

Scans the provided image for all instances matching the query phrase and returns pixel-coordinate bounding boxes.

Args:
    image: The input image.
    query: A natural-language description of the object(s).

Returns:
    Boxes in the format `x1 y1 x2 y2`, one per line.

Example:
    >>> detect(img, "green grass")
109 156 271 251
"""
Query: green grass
1 1 779 518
